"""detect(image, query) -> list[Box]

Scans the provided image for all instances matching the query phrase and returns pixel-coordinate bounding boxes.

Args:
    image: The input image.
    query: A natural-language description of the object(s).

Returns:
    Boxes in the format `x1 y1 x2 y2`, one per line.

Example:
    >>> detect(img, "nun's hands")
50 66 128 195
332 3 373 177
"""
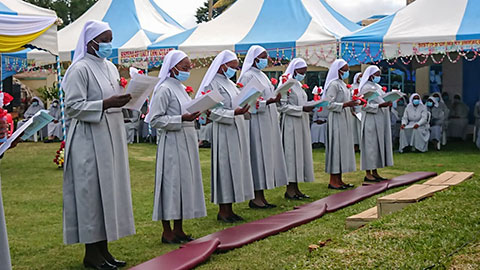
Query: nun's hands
303 106 315 112
413 124 419 129
182 111 201 122
400 124 406 129
343 101 358 108
267 93 282 105
235 105 250 115
379 101 391 108
103 94 132 110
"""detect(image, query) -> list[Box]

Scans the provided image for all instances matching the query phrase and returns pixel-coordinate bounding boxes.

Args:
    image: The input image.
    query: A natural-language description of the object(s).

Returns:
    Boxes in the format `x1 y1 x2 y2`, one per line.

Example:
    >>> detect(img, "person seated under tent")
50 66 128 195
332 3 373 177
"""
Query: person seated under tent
310 107 329 148
399 94 430 153
447 94 469 141
426 96 445 151
122 108 141 144
391 96 407 145
44 99 62 143
17 96 44 129
474 100 480 146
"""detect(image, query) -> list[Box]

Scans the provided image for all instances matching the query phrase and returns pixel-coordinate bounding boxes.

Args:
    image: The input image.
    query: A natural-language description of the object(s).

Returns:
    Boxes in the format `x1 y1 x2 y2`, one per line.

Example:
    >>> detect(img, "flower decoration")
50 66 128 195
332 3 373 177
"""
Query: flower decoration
119 77 128 88
346 84 352 89
255 96 265 109
201 90 212 95
313 94 321 101
270 78 278 86
382 86 387 92
53 141 65 168
236 82 244 88
281 74 290 84
185 86 194 93
302 84 309 90
353 88 359 96
138 69 144 74
317 107 323 112
352 94 367 108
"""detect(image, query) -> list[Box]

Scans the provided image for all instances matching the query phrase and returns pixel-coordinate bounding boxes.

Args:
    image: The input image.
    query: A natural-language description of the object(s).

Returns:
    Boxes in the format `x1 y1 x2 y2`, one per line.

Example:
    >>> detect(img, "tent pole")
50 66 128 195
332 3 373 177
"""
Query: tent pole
57 56 66 141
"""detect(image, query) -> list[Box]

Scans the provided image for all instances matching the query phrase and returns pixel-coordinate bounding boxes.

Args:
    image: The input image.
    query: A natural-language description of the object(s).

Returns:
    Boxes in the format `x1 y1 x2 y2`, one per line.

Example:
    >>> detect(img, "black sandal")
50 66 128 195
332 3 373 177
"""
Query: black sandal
284 192 302 200
328 184 347 190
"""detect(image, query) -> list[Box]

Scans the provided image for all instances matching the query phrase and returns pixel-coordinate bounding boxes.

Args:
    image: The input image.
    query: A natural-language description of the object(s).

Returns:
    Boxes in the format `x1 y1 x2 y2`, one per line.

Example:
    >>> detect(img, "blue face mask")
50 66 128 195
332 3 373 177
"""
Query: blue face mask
434 97 440 102
294 72 305 81
341 70 350 80
373 76 381 84
32 101 39 106
173 67 190 82
93 40 113 59
256 58 268 70
412 99 420 106
426 101 433 107
223 65 237 79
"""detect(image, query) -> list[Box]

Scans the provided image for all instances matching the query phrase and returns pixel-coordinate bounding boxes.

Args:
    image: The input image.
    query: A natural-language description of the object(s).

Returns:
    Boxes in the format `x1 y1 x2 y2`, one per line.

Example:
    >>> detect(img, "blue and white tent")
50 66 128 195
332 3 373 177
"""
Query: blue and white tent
38 0 184 65
149 0 360 67
341 0 480 65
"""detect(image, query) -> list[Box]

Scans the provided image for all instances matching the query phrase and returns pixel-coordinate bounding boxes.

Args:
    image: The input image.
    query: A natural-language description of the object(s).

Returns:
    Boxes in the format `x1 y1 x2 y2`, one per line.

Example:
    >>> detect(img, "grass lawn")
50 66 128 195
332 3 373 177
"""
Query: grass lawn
1 140 479 269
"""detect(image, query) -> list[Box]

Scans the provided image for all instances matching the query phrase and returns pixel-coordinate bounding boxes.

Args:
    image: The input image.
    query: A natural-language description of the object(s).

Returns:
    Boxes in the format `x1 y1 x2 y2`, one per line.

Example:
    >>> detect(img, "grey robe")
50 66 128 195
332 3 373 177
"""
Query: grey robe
278 81 314 182
399 104 430 153
238 68 288 191
198 122 212 143
0 174 12 270
360 81 394 170
123 109 141 144
428 106 445 142
391 102 407 142
448 100 469 140
63 54 135 244
209 74 254 204
47 100 62 139
350 83 362 145
324 79 356 174
149 78 206 221
311 107 329 144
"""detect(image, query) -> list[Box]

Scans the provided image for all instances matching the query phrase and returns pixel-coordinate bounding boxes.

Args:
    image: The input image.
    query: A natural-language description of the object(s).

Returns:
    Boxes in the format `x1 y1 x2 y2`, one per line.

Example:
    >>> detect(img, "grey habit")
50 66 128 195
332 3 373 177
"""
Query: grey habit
360 81 394 170
209 74 254 204
278 81 315 183
63 54 135 244
350 82 362 145
238 67 288 191
399 102 430 153
0 172 12 270
149 78 207 221
47 100 62 139
428 105 445 142
311 107 329 144
324 79 356 174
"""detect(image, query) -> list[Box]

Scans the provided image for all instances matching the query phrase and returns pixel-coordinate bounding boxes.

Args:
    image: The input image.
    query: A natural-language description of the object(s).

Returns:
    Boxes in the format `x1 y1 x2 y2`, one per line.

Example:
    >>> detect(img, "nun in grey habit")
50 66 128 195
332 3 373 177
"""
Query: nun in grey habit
426 96 445 150
399 93 430 153
199 50 254 223
46 99 62 141
146 50 206 244
62 20 134 269
359 65 394 182
238 45 288 208
278 58 315 199
323 59 357 189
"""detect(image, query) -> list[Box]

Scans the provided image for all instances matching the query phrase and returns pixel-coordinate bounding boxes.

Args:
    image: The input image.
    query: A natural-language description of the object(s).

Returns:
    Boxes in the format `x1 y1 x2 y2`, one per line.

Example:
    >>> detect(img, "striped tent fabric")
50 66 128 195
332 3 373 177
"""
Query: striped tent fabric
149 0 360 67
0 0 58 54
341 0 480 65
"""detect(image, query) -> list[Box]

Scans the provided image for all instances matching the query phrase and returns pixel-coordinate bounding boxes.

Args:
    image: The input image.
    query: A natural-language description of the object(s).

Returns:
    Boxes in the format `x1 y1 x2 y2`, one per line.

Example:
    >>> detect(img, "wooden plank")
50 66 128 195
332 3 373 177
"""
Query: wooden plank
377 184 449 203
424 171 474 186
377 202 412 217
346 206 378 229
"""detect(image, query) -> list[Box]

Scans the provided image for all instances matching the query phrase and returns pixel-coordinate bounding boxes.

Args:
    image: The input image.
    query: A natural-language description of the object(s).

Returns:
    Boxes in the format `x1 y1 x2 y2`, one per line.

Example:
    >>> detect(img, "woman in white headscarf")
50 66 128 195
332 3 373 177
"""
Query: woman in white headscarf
62 20 135 269
359 65 394 182
146 50 206 244
200 50 254 222
16 96 44 130
399 93 430 153
278 58 315 199
323 59 357 189
351 72 363 147
430 92 449 145
238 45 287 208
426 95 445 150
44 99 62 142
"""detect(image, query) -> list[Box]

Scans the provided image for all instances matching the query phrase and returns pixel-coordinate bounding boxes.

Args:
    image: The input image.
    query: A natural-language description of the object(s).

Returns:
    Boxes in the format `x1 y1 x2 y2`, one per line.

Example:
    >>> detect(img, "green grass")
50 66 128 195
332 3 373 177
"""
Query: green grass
1 141 479 269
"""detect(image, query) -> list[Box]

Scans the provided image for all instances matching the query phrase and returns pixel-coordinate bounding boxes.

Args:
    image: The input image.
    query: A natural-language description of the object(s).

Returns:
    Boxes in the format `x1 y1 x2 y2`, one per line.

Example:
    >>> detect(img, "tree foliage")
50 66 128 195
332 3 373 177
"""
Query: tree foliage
195 0 236 23
25 0 97 28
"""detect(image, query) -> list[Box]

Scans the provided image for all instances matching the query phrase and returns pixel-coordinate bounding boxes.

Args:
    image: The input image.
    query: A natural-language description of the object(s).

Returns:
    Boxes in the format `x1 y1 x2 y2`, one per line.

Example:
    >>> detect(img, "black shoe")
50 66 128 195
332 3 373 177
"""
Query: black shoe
106 258 126 268
83 259 118 270
284 192 302 200
231 214 244 222
342 183 355 188
249 200 269 209
43 139 53 143
364 176 382 182
298 193 310 199
266 203 277 208
217 214 235 223
176 234 195 243
161 236 181 244
373 175 388 181
328 184 347 190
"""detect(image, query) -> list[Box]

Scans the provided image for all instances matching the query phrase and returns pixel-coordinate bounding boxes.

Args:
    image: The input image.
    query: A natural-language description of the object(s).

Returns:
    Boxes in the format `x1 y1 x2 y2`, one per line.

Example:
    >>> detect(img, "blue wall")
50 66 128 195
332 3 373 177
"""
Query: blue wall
463 58 480 123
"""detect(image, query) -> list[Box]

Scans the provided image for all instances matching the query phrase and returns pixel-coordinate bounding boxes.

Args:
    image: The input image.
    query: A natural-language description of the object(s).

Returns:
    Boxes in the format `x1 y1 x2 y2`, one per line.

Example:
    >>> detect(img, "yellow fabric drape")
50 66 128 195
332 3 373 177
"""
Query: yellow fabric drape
0 24 52 53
